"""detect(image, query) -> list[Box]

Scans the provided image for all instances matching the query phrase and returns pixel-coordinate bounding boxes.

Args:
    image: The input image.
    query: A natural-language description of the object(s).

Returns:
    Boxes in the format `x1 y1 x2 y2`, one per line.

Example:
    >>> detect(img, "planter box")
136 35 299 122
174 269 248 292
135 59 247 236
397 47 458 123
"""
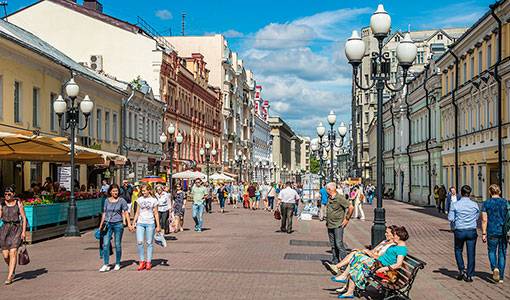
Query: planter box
24 198 103 231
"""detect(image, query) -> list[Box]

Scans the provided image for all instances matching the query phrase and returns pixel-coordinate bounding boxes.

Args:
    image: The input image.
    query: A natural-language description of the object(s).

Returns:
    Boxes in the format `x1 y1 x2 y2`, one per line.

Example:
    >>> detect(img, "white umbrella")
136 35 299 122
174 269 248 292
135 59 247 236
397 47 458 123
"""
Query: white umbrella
172 170 206 180
209 172 235 182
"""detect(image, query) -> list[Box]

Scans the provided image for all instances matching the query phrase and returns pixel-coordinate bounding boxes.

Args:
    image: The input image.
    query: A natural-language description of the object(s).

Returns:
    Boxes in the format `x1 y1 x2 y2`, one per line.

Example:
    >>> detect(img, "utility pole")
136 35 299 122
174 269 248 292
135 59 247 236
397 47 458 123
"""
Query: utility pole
181 12 186 36
0 1 8 21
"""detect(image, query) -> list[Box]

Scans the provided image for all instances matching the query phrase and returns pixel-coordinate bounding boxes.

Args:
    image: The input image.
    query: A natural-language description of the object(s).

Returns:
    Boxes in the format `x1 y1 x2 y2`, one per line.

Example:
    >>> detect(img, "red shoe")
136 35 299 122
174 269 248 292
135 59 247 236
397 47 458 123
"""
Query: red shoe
145 262 152 271
137 261 146 271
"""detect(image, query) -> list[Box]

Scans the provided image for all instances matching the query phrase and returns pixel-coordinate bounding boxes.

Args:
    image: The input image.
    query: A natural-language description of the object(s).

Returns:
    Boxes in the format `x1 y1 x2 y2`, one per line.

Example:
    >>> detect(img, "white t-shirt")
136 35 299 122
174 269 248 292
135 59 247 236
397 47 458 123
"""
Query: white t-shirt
137 196 158 224
278 187 300 204
156 192 170 212
451 195 458 204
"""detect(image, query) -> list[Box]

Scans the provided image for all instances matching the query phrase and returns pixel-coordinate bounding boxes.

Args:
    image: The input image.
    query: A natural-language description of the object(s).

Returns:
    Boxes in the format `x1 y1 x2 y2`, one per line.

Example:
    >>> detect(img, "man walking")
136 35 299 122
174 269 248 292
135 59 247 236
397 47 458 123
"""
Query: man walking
191 179 208 232
119 180 133 214
481 184 508 283
438 185 447 214
448 185 480 282
277 182 300 234
325 182 353 265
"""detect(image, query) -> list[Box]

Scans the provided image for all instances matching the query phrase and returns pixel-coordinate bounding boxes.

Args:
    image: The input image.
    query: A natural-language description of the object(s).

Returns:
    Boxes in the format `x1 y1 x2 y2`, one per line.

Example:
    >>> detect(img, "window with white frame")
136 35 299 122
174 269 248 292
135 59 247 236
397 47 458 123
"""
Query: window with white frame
32 87 40 127
113 113 118 142
14 81 21 123
105 111 110 142
96 108 102 140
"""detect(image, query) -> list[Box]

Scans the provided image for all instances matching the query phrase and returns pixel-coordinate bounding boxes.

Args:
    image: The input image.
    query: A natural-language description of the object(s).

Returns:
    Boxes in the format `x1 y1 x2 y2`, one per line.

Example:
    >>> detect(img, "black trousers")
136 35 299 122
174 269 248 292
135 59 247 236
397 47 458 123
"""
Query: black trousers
158 210 169 234
328 227 346 264
280 203 294 233
205 197 212 212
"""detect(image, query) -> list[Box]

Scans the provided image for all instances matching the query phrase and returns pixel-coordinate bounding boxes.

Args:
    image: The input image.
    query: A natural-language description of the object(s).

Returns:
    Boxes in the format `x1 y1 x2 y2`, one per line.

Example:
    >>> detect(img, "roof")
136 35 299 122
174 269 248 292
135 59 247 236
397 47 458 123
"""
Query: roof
8 0 141 35
0 19 127 93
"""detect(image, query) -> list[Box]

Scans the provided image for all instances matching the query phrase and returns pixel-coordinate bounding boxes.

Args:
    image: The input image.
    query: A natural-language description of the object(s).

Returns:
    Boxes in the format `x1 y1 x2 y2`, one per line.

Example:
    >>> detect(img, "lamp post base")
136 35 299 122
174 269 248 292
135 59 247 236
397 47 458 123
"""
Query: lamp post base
64 204 81 237
371 207 386 248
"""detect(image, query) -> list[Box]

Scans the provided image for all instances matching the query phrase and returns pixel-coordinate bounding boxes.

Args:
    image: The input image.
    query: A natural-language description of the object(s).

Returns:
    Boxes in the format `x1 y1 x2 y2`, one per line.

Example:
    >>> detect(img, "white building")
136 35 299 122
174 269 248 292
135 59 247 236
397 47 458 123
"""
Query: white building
251 85 271 182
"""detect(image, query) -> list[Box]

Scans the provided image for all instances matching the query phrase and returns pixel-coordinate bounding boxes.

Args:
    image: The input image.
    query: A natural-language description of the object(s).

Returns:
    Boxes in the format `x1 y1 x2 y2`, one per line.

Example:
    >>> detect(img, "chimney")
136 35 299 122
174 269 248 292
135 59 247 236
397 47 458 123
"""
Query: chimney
83 0 103 13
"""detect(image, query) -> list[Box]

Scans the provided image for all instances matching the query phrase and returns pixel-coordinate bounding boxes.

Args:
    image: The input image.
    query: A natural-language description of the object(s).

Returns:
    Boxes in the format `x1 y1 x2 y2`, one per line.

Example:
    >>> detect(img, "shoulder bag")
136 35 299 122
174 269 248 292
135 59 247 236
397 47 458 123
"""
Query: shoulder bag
18 241 30 265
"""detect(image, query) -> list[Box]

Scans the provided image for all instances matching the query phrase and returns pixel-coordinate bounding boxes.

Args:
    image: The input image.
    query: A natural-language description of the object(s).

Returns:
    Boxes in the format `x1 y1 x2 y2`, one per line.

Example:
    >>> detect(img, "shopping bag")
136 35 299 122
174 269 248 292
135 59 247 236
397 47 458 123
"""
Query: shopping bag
154 232 167 248
274 209 281 220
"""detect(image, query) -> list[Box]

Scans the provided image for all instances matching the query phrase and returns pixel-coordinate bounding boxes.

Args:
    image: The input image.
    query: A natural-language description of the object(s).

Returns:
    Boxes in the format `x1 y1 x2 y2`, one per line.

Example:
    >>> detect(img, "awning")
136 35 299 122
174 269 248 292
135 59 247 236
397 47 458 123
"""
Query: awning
0 132 71 161
70 144 127 165
209 172 235 182
172 170 206 180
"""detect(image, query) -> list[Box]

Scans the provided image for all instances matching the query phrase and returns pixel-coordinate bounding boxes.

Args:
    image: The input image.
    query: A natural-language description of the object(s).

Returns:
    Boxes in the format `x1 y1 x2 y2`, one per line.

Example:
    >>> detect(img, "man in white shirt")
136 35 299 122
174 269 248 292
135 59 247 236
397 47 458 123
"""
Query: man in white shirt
277 181 300 234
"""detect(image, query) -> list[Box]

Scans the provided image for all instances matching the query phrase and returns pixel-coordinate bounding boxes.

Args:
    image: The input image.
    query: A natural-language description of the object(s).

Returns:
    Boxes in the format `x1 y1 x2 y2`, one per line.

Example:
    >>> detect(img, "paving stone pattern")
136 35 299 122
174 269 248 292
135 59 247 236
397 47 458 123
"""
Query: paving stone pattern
0 200 509 299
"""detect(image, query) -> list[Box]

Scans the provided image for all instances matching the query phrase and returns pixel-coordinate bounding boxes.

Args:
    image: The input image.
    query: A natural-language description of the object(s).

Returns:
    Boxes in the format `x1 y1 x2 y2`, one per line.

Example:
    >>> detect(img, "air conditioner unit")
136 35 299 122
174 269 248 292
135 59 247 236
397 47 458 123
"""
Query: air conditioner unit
89 55 103 71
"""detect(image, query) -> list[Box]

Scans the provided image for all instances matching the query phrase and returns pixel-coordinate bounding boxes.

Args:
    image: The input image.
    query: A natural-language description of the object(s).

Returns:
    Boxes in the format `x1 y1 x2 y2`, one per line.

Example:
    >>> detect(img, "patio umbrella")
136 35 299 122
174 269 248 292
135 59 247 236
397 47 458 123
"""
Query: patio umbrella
140 176 166 183
172 170 206 180
0 132 71 161
210 173 235 182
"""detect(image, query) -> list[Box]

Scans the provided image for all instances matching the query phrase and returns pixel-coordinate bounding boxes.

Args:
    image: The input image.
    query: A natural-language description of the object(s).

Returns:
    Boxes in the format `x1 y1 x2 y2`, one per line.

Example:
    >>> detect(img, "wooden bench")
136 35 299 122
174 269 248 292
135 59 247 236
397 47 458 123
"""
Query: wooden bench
364 254 426 300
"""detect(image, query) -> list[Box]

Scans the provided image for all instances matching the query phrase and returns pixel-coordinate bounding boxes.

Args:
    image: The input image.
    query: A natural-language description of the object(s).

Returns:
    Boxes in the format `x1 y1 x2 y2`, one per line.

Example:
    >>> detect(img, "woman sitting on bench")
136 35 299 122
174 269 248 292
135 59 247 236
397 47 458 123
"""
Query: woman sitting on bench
326 225 398 277
334 226 409 299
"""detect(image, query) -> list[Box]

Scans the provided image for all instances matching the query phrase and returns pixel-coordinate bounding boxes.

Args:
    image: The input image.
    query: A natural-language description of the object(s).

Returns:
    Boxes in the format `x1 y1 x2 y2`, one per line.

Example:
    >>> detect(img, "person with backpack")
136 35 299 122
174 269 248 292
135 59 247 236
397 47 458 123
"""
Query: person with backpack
481 184 508 283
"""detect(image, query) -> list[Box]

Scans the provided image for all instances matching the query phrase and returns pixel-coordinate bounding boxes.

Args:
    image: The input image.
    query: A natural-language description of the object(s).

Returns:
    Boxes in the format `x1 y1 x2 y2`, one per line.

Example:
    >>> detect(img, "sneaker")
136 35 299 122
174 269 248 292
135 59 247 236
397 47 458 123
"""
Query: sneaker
197 229 202 232
493 268 500 282
499 280 504 283
113 264 121 271
99 265 110 272
145 262 152 271
137 261 146 271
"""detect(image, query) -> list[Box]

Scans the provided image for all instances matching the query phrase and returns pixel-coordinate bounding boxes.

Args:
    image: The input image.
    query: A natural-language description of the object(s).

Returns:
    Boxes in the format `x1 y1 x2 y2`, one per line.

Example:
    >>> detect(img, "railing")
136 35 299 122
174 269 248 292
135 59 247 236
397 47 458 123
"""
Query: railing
136 16 175 52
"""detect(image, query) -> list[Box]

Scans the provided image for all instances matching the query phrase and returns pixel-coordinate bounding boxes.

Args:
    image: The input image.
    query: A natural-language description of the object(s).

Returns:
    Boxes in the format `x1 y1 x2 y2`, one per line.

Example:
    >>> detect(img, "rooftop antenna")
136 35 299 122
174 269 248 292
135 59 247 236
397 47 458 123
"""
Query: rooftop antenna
0 1 8 21
181 12 186 36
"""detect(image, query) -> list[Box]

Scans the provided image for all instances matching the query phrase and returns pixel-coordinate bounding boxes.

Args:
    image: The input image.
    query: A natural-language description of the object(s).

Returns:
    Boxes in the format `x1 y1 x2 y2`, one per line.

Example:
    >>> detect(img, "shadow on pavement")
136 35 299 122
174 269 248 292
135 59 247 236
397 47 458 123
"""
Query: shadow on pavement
120 260 136 269
164 236 178 241
433 268 494 284
152 259 169 268
407 208 448 220
14 268 48 282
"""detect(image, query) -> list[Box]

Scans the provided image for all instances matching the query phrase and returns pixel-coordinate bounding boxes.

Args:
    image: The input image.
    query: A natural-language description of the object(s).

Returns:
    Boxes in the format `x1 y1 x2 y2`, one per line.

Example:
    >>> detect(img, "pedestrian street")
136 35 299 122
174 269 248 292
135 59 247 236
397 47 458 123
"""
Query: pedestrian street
1 199 508 299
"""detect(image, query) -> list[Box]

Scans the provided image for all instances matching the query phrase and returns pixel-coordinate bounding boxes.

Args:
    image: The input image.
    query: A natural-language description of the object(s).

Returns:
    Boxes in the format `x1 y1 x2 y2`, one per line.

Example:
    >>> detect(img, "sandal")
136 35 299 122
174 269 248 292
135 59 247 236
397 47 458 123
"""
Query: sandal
4 276 13 285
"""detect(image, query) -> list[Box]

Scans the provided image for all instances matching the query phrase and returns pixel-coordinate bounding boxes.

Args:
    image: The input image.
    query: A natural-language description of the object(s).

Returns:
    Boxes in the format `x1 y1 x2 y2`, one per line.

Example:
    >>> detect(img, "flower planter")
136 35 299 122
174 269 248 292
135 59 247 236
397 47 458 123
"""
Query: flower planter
24 198 103 231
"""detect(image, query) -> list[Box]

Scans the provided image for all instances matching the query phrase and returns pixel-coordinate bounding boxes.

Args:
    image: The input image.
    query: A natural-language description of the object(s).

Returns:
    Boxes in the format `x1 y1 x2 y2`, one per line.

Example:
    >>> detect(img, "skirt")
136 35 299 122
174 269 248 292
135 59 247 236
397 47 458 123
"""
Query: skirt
0 223 23 250
348 251 376 289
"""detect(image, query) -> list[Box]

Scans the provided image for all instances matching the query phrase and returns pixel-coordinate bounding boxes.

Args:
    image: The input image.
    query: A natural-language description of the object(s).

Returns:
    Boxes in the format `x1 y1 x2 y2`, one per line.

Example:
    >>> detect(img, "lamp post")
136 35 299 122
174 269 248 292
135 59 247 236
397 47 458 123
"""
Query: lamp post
345 4 417 246
235 150 244 183
53 78 94 237
200 141 217 184
159 123 183 198
316 122 327 185
327 111 337 182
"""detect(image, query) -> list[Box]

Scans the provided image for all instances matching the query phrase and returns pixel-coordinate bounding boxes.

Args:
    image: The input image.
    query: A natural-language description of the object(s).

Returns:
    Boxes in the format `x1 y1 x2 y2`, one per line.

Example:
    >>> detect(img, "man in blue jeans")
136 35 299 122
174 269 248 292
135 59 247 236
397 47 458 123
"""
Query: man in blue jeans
191 179 208 232
481 184 508 283
448 185 480 282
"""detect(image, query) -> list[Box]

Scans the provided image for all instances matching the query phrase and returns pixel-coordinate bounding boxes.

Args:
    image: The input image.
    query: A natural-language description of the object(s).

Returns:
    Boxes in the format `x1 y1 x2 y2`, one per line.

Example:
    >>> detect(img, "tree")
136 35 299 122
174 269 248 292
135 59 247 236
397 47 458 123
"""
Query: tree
310 156 320 174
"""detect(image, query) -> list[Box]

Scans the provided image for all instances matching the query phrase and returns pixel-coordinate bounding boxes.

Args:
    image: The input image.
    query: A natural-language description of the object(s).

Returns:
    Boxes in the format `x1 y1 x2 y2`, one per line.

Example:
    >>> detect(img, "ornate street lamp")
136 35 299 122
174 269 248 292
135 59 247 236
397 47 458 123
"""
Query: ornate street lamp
327 111 337 182
235 150 244 183
54 77 94 237
200 141 217 184
345 4 416 246
160 123 183 198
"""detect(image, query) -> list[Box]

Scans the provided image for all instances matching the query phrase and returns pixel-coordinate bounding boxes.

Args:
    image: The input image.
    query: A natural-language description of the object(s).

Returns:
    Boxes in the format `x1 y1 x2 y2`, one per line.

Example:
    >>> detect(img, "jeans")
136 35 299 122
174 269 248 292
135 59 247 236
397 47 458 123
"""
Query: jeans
136 223 155 262
192 203 205 230
219 197 225 209
454 228 477 277
268 196 275 210
368 194 374 204
280 203 294 233
319 205 327 220
103 222 124 265
328 227 346 264
293 201 299 216
158 210 169 234
487 235 508 278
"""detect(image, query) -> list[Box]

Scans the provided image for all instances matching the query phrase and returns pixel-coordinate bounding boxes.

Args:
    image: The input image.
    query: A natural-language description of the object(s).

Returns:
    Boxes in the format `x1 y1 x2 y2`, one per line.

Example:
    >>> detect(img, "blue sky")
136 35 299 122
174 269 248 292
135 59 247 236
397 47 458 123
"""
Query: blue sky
8 0 494 137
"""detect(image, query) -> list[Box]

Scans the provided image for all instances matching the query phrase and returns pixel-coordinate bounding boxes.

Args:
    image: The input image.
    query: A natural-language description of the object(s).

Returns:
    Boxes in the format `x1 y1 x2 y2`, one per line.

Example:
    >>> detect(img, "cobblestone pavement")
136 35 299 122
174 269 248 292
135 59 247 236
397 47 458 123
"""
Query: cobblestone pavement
1 200 509 299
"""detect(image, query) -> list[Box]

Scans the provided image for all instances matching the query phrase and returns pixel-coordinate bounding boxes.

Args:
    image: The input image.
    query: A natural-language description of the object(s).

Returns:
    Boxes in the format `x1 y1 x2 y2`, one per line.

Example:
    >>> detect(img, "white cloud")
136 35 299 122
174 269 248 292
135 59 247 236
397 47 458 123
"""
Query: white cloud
155 9 172 20
223 29 244 38
241 7 370 136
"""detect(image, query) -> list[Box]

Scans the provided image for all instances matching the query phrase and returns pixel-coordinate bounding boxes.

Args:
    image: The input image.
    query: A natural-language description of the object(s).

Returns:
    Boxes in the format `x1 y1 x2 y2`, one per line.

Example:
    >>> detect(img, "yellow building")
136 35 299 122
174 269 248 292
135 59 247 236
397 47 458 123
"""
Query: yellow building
437 0 510 199
0 19 126 192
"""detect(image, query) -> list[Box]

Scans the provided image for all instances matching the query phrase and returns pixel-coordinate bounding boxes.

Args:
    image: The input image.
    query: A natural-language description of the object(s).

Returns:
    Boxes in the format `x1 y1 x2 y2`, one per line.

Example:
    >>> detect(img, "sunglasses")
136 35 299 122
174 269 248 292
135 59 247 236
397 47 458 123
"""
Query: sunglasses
4 192 13 196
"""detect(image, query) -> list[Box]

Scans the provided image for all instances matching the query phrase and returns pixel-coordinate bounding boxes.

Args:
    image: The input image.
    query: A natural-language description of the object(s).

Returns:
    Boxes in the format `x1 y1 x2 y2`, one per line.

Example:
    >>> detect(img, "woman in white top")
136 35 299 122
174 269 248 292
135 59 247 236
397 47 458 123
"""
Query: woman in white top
155 185 171 235
133 184 161 271
231 183 240 209
353 187 365 220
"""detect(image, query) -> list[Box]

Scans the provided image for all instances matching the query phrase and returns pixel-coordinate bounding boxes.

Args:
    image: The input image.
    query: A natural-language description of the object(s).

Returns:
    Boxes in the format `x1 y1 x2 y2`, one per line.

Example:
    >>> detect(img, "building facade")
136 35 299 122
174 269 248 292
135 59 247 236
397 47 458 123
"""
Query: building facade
268 116 296 183
0 19 126 192
437 0 510 200
354 26 466 181
163 35 255 174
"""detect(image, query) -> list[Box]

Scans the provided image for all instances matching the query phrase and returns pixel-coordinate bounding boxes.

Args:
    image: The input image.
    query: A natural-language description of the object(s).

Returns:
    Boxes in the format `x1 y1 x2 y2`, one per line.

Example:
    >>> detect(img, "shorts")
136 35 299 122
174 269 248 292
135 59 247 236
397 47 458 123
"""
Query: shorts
249 197 256 204
256 195 261 202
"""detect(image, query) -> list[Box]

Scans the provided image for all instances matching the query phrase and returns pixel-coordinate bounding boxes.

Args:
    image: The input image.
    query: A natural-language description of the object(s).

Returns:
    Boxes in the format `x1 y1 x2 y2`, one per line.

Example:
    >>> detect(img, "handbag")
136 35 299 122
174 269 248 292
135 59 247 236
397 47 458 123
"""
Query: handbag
274 209 281 220
18 242 30 265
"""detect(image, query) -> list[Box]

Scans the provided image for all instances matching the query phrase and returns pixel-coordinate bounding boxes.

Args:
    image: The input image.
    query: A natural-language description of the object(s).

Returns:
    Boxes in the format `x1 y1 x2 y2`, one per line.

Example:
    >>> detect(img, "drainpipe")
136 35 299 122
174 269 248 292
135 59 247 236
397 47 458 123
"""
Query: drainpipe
122 89 136 180
490 3 503 193
405 86 412 203
390 96 396 194
451 51 460 190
